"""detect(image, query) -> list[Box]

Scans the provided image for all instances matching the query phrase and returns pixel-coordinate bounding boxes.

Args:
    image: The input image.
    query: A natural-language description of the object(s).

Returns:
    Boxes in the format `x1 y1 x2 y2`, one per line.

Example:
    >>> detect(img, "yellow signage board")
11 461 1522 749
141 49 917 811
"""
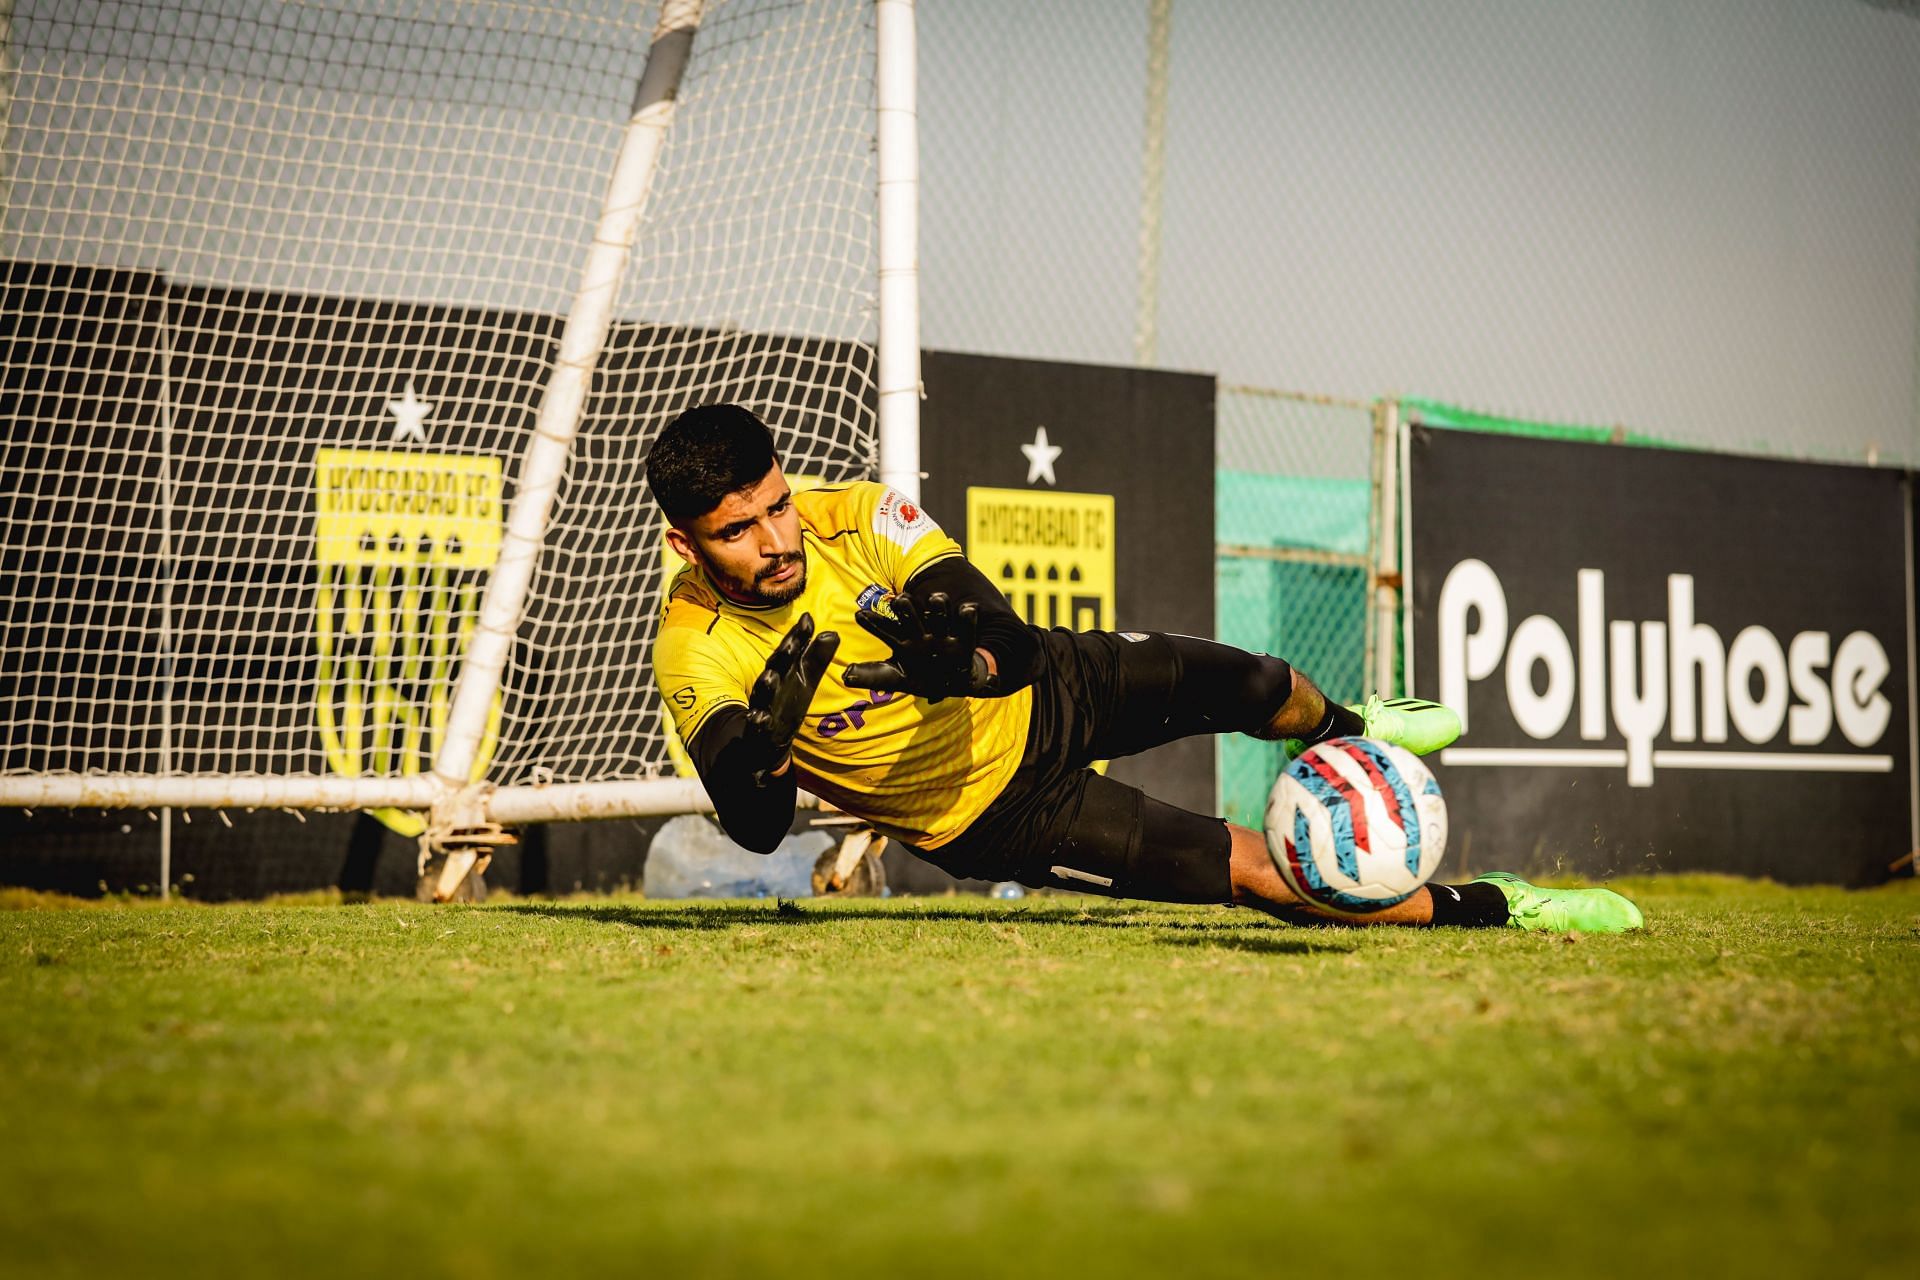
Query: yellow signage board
315 448 503 569
312 447 504 835
966 486 1116 633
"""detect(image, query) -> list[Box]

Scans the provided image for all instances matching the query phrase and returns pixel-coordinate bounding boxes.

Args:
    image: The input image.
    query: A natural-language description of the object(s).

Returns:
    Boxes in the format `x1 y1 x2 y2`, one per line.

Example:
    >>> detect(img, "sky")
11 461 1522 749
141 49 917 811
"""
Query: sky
8 0 1920 466
917 0 1920 466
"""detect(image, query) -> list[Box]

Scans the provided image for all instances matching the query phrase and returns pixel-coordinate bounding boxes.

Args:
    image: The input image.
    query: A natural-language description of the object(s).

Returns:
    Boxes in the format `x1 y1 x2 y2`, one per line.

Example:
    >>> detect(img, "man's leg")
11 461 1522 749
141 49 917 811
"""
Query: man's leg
1077 632 1457 764
1067 631 1337 759
1018 772 1637 931
1012 766 1458 925
1227 823 1454 925
1226 826 1643 931
1000 633 1638 930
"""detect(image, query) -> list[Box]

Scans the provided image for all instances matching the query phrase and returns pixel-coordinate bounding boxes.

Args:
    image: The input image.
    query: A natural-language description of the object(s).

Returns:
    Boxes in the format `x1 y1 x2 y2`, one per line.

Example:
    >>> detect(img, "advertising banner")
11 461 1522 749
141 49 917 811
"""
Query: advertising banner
1407 425 1913 885
920 351 1215 817
965 487 1116 634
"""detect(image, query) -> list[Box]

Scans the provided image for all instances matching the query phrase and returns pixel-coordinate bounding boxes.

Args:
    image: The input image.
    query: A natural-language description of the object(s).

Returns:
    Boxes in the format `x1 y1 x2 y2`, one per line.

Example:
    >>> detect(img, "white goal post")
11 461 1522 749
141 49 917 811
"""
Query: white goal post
0 0 919 831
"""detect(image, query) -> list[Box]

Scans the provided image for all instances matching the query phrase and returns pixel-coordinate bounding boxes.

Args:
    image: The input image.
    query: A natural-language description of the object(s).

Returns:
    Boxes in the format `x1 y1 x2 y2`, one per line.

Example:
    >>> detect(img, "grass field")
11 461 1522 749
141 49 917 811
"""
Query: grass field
3 876 1917 1279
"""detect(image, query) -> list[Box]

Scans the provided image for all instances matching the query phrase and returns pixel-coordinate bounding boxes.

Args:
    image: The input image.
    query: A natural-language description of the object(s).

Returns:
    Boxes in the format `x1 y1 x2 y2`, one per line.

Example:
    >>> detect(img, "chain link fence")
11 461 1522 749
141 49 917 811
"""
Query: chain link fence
920 1 1920 467
920 2 1920 825
1215 386 1378 826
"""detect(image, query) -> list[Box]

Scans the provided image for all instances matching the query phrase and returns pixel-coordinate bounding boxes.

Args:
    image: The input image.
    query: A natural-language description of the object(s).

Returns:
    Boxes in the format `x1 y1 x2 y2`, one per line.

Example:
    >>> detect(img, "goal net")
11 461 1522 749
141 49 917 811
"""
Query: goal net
1 0 894 821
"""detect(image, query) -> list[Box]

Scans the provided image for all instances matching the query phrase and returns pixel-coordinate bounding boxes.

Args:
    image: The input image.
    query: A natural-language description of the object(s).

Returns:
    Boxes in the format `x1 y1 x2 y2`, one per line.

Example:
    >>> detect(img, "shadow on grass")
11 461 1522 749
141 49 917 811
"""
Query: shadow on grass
497 899 1131 931
1153 931 1355 955
493 899 1357 954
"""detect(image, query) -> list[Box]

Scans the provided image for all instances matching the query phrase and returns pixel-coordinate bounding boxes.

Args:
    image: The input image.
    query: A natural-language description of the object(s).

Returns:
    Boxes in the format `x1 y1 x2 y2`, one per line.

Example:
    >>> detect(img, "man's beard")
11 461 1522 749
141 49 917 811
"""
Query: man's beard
711 549 807 607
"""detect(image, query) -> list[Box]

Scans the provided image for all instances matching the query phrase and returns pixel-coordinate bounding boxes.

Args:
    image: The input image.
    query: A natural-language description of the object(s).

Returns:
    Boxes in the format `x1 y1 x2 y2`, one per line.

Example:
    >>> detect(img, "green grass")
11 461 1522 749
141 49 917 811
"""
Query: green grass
3 878 1917 1279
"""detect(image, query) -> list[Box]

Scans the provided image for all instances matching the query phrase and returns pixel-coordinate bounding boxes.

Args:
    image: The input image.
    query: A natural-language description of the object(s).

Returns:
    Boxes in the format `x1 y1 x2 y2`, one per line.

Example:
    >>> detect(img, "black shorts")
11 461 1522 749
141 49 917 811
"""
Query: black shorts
917 630 1284 904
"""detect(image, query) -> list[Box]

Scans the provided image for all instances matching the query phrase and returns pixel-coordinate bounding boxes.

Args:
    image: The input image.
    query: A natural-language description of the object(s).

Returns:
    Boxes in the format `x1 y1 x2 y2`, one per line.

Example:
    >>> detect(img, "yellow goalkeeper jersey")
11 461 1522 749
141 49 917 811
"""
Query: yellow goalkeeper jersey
652 481 1033 849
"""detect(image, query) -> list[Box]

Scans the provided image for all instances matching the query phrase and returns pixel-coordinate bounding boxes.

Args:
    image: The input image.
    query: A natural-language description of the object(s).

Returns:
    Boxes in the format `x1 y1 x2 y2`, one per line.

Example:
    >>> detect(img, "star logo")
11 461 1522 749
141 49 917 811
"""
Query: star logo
386 380 434 444
1020 425 1062 486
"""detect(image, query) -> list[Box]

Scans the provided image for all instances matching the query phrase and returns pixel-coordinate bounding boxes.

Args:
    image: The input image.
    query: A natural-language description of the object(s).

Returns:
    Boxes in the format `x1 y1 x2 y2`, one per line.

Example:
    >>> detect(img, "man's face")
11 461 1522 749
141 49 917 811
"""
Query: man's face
665 464 807 607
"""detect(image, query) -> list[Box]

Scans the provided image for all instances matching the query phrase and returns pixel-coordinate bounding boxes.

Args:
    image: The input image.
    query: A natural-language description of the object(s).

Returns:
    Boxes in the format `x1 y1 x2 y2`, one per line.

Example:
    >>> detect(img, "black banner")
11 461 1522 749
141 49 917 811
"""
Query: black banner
2 261 874 784
920 351 1216 817
1 275 1216 894
1408 426 1912 885
1 259 870 895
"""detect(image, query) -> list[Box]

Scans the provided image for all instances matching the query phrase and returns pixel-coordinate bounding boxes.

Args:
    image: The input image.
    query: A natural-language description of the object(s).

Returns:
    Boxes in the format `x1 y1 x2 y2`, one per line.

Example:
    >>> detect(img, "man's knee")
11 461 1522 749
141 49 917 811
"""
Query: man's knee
1020 773 1233 905
1158 634 1294 735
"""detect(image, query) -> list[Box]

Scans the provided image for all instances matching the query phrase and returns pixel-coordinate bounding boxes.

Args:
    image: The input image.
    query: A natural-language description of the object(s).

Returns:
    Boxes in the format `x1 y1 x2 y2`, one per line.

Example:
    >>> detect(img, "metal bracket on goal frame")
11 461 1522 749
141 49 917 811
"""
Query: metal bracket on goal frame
808 811 888 897
418 784 518 903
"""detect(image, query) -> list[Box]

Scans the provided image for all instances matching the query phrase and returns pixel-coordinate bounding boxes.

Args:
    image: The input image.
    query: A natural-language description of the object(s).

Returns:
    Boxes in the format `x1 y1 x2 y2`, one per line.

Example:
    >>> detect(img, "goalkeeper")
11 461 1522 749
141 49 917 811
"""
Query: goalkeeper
646 405 1641 932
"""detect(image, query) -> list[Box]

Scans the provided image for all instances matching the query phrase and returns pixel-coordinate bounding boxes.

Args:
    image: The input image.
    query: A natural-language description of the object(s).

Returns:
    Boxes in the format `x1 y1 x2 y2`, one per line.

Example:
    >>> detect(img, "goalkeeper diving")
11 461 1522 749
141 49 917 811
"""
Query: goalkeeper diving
647 405 1642 932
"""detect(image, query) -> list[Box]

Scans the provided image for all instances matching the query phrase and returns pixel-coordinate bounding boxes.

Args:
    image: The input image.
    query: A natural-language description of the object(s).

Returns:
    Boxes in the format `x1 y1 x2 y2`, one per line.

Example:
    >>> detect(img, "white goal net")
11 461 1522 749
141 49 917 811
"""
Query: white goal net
2 0 893 819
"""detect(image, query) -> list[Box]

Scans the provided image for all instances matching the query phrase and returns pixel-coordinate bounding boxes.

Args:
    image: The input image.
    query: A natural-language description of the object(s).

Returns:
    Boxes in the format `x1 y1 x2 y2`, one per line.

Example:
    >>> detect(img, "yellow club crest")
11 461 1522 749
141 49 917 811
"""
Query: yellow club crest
313 448 504 834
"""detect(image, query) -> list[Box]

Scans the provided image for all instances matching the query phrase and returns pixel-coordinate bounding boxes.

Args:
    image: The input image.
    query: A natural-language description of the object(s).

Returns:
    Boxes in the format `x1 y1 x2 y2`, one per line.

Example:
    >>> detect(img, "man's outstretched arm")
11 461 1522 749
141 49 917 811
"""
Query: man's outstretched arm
844 556 1041 700
685 706 800 854
902 556 1041 693
684 613 838 854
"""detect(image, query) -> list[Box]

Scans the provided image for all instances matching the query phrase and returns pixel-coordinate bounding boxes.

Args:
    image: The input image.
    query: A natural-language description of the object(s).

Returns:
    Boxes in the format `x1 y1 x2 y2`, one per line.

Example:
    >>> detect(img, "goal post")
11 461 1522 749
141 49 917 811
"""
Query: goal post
0 0 918 831
430 0 704 794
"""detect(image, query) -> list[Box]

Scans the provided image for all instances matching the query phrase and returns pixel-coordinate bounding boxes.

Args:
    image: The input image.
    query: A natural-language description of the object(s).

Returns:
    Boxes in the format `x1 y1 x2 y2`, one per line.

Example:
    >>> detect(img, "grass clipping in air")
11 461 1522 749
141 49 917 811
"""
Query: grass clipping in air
1 877 1916 1279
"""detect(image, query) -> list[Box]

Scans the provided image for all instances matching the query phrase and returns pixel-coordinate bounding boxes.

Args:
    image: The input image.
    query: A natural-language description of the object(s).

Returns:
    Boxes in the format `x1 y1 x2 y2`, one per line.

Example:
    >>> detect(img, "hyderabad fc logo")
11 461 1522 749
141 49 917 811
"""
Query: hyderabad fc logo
313 445 505 835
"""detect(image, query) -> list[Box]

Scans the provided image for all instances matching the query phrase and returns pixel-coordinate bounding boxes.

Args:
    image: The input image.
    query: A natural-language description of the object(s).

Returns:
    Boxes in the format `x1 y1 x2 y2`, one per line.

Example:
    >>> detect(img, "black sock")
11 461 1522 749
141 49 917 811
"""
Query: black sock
1301 700 1365 745
1423 881 1510 928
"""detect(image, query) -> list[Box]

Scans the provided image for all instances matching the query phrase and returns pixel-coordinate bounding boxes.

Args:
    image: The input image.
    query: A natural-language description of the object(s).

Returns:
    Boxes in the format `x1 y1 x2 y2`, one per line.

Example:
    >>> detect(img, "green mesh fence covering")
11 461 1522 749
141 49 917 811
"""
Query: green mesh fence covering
1215 470 1371 827
1216 471 1371 556
1402 399 1679 449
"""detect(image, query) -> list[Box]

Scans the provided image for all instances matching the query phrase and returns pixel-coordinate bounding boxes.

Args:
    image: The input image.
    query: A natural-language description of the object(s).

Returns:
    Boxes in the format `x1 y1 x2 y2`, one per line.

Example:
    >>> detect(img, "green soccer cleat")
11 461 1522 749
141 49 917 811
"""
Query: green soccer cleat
1471 871 1645 934
1353 694 1461 756
1279 694 1463 764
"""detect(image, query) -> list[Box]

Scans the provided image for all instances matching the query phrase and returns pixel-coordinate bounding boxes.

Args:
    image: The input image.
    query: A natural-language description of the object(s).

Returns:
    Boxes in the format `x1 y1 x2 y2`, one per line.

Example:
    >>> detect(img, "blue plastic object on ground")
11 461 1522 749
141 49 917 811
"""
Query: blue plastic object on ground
642 815 829 899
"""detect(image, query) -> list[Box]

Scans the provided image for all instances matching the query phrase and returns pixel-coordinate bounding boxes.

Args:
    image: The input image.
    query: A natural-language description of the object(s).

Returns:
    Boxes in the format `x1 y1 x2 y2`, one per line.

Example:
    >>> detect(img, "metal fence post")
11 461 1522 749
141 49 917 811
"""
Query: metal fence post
1369 398 1402 697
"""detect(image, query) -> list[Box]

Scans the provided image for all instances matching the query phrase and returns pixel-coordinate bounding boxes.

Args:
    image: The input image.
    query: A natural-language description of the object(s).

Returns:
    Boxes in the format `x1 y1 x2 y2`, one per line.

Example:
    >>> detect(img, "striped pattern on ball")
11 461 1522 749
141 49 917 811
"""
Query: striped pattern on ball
1263 737 1448 916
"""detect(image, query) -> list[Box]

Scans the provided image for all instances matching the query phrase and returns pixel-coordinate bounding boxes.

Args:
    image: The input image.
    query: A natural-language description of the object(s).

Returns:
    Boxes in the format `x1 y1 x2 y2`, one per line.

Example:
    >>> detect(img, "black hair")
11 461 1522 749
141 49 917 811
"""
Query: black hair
645 404 779 523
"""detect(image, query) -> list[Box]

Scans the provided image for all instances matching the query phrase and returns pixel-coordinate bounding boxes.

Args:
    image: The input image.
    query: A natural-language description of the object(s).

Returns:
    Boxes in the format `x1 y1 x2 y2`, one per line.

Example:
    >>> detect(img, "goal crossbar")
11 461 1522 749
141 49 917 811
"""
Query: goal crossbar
0 773 829 826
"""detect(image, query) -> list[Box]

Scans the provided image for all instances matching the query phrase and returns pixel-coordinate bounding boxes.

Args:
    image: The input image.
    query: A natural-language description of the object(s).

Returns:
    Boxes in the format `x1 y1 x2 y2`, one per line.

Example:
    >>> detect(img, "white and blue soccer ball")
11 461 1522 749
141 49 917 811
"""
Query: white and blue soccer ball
1264 737 1448 916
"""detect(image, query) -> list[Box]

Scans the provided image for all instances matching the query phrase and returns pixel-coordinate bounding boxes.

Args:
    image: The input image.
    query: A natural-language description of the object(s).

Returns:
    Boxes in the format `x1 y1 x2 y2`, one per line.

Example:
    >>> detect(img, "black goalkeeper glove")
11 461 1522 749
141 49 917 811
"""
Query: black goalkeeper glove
744 612 840 782
843 591 995 704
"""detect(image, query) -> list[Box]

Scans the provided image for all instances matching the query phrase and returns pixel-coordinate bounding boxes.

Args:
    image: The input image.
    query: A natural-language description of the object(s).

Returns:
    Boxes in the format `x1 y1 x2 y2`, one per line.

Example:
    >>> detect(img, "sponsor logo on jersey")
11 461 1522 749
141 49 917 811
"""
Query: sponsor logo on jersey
312 447 504 835
855 583 899 621
874 486 936 550
817 688 901 739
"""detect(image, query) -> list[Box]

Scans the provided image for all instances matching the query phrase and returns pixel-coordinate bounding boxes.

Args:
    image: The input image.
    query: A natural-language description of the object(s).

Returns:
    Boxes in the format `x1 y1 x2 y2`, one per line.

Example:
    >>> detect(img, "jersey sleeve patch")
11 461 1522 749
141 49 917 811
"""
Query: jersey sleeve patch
873 486 939 552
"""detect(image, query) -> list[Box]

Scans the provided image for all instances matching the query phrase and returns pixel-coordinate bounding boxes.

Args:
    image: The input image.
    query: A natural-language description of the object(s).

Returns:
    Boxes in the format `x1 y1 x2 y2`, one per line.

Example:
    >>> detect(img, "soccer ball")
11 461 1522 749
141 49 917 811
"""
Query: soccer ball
1263 737 1448 916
